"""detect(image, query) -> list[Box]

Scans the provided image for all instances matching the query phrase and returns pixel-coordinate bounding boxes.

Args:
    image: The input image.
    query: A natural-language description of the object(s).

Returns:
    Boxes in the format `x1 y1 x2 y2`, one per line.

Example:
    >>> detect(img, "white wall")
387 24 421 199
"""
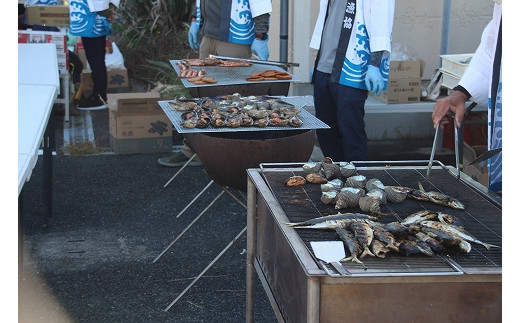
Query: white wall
268 0 494 84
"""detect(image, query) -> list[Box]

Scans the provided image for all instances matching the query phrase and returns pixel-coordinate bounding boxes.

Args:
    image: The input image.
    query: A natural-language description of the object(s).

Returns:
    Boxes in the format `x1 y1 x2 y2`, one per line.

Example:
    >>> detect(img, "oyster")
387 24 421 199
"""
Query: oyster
345 175 367 188
288 115 303 127
359 195 381 214
240 113 255 127
227 114 242 128
339 161 357 177
384 186 408 203
321 191 338 205
253 116 269 128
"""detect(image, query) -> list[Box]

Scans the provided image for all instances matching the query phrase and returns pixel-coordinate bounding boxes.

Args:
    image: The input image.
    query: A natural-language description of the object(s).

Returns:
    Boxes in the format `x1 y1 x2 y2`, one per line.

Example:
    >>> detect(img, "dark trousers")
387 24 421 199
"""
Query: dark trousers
313 70 368 162
82 36 107 101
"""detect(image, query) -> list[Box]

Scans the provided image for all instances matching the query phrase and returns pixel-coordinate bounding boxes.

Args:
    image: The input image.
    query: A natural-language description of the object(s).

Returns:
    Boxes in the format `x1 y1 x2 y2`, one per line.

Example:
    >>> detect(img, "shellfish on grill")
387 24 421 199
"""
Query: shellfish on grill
321 191 338 205
366 178 385 191
321 158 341 179
335 187 365 209
359 195 381 214
339 161 357 178
302 162 322 174
366 188 387 205
345 174 367 188
384 186 408 203
321 179 342 193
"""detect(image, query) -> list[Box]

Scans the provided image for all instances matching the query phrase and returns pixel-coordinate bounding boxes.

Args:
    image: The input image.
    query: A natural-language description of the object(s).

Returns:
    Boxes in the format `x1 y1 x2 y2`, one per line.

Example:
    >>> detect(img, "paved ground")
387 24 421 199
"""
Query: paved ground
18 101 455 322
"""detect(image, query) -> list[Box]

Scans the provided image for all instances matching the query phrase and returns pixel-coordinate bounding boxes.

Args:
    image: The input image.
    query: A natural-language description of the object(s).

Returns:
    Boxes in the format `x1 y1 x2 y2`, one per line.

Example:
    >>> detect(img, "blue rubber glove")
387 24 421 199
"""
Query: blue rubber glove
188 21 200 50
251 38 269 61
365 65 385 96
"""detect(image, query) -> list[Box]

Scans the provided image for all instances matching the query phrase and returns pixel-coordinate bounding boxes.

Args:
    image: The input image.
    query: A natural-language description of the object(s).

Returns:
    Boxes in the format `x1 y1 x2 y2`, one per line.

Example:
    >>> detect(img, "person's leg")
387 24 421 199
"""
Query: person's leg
82 36 107 101
314 71 343 161
332 85 368 161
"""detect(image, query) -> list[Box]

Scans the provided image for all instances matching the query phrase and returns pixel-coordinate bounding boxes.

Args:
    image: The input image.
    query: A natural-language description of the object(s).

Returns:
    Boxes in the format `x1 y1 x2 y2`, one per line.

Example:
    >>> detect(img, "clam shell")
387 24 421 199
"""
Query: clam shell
321 191 338 205
345 175 367 188
366 178 385 191
339 162 357 177
384 186 408 203
359 195 381 214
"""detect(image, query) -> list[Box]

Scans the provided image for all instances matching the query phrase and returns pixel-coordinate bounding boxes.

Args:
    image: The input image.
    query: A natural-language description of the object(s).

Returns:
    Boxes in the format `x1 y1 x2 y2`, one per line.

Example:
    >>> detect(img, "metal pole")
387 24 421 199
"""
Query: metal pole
440 0 452 64
279 0 289 64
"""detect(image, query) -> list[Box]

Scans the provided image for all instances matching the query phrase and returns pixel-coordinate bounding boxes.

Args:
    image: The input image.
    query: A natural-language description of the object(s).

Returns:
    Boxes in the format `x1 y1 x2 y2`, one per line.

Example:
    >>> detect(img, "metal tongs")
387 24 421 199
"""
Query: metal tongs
208 54 300 68
426 125 440 180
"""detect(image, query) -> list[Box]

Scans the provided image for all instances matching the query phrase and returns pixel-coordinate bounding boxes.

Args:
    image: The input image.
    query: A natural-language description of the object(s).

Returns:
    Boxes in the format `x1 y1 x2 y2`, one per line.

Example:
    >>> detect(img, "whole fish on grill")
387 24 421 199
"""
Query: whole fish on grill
400 210 437 226
286 213 377 228
419 220 499 250
415 231 446 253
370 239 393 258
436 212 464 228
383 221 419 238
371 224 399 252
335 227 364 264
395 237 434 257
417 182 465 210
347 220 375 258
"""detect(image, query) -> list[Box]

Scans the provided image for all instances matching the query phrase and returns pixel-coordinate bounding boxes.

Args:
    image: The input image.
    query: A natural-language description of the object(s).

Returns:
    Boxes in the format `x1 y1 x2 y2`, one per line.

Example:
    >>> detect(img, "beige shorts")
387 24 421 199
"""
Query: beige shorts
198 36 252 59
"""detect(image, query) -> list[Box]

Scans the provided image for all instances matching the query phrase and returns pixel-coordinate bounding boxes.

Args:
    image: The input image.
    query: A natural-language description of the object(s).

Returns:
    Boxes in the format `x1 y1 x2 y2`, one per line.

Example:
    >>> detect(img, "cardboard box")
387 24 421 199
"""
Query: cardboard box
108 93 172 154
108 92 165 115
373 78 421 104
81 68 130 97
25 5 70 27
18 29 68 71
462 143 489 187
388 60 423 79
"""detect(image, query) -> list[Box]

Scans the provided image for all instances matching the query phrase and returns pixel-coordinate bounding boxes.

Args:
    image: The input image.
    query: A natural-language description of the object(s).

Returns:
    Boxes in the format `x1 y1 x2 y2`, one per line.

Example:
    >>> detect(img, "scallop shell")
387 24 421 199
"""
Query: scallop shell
321 191 338 205
345 175 367 188
384 186 408 203
366 188 387 205
366 178 385 191
339 162 357 177
359 195 381 214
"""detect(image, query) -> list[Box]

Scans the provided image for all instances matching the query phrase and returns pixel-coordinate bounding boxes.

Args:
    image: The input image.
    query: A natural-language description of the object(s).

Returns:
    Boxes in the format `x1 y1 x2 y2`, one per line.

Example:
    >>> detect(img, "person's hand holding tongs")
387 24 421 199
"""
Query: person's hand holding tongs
428 90 469 180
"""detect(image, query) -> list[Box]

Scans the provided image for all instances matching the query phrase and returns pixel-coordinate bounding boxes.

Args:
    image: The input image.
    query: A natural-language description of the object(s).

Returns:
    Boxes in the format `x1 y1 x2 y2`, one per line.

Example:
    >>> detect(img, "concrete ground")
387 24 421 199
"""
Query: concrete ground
18 98 456 322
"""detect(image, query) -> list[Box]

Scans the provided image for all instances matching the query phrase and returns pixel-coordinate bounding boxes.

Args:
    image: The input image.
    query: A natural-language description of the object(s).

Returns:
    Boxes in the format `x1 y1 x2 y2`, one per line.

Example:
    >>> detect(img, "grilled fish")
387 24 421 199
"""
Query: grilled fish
417 182 465 210
347 220 375 258
436 212 464 228
371 224 399 252
400 210 437 225
419 220 499 250
336 227 363 264
383 221 419 238
370 239 392 258
395 239 424 256
286 213 377 228
415 231 446 253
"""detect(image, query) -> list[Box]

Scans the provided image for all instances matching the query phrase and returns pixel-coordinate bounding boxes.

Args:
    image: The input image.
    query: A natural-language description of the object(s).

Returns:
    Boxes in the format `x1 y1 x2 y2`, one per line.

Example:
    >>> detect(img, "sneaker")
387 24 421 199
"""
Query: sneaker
158 151 202 167
77 94 107 110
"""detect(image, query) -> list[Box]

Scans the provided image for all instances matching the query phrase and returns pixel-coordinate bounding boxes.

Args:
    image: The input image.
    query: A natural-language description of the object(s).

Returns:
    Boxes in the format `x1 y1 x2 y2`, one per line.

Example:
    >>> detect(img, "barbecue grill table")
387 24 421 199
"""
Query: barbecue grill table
245 162 501 323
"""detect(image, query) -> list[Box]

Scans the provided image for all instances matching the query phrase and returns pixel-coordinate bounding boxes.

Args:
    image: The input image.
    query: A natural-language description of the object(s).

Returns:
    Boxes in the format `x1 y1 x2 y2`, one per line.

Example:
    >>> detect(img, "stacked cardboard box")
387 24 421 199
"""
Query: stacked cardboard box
18 29 68 72
108 93 173 154
81 68 130 97
373 60 423 104
24 5 70 27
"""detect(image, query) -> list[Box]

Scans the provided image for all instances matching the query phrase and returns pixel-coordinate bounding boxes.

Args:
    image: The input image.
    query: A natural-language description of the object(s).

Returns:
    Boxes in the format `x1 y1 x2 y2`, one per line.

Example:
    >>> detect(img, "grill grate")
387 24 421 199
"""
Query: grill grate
260 162 502 276
170 59 300 88
158 97 329 134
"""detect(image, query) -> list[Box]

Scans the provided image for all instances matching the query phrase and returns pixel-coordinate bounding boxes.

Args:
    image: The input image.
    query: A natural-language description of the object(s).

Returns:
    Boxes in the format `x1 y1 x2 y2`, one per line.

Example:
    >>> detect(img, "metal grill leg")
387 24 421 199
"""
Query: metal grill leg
163 153 200 188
